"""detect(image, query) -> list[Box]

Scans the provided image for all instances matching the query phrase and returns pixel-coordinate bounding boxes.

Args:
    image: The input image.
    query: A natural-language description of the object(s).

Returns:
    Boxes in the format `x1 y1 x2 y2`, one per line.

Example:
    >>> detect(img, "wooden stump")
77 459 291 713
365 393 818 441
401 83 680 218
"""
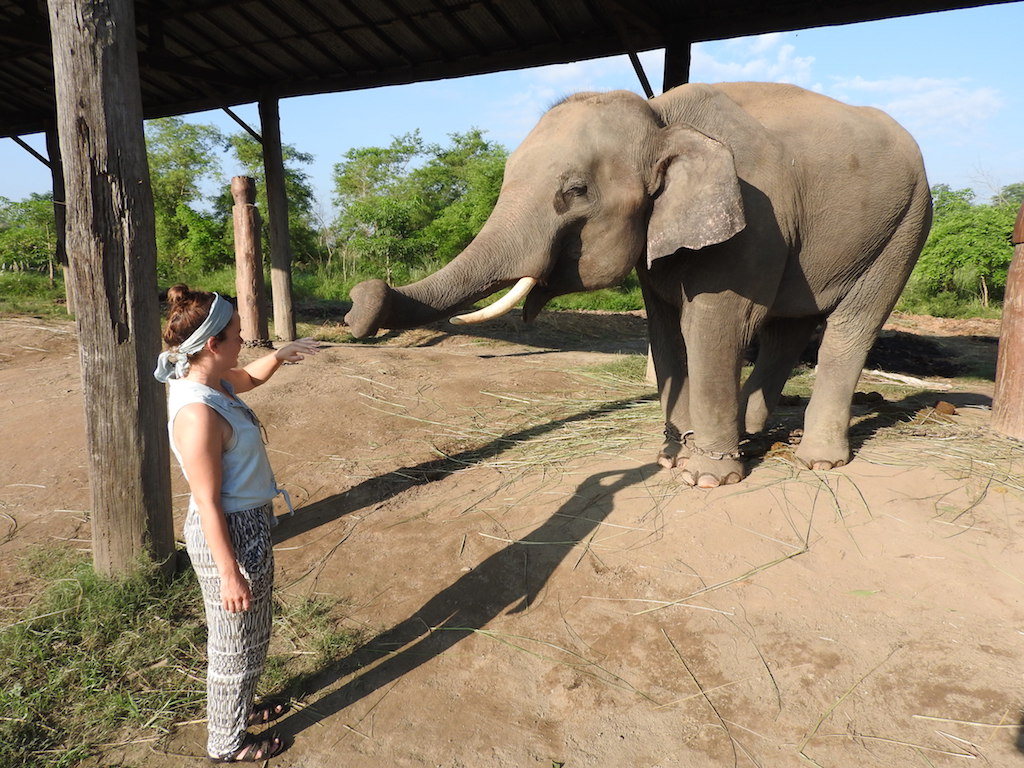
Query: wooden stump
232 176 270 346
992 203 1024 439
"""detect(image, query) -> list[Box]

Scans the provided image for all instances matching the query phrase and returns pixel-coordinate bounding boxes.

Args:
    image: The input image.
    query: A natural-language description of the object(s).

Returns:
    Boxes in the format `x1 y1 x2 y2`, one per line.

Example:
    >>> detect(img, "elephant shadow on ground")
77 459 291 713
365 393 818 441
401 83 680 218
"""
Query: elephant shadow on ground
271 393 656 544
274 464 655 738
330 301 651 357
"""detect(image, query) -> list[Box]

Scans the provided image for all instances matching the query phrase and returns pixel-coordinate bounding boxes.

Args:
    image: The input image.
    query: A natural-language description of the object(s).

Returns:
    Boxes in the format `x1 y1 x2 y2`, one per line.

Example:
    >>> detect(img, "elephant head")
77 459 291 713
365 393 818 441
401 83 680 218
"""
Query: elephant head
345 90 746 338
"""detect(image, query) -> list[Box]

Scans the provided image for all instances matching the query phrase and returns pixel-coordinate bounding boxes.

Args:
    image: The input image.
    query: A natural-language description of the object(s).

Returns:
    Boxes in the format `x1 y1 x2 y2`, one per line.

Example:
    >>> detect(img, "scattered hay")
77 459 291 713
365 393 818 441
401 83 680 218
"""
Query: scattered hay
857 409 1024 495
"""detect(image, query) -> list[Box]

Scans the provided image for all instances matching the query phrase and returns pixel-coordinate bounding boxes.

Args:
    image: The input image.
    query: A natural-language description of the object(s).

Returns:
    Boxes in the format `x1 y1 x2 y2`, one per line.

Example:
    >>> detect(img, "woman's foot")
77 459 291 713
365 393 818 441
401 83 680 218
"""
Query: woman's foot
247 699 290 726
209 733 287 763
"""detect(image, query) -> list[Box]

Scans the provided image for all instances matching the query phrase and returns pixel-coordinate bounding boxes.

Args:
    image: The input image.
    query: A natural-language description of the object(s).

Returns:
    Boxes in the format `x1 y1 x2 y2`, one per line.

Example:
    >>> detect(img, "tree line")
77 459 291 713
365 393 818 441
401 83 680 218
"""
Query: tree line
0 118 1020 317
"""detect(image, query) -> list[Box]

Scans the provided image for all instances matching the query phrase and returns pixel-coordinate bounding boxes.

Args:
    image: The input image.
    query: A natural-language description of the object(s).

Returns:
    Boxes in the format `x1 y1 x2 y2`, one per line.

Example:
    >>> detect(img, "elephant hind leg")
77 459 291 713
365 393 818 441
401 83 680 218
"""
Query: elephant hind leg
798 221 926 469
741 316 821 435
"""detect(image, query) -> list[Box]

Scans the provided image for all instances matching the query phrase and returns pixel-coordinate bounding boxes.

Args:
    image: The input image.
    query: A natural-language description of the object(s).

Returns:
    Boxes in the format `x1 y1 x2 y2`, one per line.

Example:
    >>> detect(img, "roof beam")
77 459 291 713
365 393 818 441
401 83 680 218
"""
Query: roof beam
140 50 254 87
332 0 416 66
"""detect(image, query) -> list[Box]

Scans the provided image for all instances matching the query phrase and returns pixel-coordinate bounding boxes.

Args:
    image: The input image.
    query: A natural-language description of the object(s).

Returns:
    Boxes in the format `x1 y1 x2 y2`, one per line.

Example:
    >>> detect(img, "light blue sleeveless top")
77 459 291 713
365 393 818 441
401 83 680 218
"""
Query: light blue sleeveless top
167 379 281 515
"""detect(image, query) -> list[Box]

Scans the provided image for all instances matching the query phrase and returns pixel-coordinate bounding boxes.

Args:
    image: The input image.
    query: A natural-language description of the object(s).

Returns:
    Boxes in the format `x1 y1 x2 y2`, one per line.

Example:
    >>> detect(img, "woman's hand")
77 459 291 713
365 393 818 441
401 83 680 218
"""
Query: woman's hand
220 568 253 613
274 337 320 364
229 337 320 393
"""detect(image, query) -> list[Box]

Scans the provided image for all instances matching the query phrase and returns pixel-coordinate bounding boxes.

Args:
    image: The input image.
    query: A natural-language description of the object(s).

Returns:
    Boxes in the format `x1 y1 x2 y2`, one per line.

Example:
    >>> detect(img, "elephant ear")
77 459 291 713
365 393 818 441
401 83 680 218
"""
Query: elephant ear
646 124 746 266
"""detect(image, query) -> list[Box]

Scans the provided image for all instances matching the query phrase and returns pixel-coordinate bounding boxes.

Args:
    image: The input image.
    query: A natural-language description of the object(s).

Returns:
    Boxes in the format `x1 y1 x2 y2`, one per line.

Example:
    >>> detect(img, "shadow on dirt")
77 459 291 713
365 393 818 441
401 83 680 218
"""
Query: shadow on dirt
274 464 656 738
740 388 993 474
312 301 998 382
272 393 658 544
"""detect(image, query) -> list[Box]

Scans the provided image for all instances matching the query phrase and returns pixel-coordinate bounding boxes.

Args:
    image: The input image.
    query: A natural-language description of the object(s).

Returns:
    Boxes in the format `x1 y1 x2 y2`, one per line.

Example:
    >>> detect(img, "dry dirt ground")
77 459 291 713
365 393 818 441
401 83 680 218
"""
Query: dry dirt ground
2 309 1024 768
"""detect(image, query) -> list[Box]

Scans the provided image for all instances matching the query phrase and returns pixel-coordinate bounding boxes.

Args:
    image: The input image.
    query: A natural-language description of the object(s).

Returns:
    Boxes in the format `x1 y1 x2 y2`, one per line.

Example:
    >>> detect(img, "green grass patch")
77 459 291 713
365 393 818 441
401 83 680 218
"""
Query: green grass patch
0 273 69 317
895 288 1002 319
0 548 361 768
584 354 649 383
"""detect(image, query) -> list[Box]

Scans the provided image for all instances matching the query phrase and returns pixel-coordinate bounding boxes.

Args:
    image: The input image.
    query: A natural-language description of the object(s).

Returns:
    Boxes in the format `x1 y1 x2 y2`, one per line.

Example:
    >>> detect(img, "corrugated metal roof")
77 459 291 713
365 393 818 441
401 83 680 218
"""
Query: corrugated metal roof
0 0 1017 138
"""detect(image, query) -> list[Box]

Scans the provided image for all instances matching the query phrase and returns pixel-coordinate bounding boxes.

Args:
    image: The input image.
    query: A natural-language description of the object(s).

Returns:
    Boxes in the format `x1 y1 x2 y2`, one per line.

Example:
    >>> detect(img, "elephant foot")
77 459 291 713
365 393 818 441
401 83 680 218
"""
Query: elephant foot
800 457 847 471
657 425 691 470
794 439 849 472
657 440 690 469
679 455 745 488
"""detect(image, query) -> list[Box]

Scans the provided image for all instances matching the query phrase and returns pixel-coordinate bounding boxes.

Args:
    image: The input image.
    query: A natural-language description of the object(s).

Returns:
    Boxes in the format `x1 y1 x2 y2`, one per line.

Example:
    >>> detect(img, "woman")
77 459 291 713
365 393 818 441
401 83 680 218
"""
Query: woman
154 285 318 763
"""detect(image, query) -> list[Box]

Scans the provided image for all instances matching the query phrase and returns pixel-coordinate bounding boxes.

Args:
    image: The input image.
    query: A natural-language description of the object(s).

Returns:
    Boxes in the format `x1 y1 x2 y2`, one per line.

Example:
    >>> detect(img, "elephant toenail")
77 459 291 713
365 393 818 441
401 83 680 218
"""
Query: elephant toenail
696 474 721 489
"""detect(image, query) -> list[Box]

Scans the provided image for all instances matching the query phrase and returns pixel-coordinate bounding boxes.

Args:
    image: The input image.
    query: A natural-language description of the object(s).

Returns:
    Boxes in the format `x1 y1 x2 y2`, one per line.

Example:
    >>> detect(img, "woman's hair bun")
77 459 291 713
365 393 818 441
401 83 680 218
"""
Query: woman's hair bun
165 284 192 307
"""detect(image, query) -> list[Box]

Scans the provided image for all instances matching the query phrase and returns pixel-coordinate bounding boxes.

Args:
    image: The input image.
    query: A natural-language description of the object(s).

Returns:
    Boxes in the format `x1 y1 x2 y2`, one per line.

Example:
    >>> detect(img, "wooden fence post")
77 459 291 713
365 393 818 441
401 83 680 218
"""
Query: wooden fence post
232 177 270 346
992 202 1024 439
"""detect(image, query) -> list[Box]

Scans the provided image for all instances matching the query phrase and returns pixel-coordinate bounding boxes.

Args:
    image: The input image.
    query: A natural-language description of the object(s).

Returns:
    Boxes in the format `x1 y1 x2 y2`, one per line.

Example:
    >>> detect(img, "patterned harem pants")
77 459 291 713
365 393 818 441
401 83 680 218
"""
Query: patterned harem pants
184 503 275 758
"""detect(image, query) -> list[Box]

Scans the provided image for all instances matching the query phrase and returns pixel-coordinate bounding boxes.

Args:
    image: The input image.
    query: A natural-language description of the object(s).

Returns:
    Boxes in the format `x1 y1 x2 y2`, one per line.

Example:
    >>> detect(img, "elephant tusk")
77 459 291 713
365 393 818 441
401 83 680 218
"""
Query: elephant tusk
449 277 538 325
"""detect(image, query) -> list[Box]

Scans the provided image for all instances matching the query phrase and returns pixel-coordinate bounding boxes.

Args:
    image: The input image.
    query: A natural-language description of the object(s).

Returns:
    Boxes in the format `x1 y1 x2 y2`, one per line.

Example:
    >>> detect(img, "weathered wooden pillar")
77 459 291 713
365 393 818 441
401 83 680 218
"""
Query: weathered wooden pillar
663 38 693 91
232 176 270 345
44 124 73 315
992 203 1024 439
258 97 296 341
47 0 174 576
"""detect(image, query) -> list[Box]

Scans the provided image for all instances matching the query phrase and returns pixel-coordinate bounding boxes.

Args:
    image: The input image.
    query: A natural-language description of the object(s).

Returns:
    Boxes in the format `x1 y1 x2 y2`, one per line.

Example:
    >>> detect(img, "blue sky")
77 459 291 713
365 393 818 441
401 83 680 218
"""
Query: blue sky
2 2 1020 211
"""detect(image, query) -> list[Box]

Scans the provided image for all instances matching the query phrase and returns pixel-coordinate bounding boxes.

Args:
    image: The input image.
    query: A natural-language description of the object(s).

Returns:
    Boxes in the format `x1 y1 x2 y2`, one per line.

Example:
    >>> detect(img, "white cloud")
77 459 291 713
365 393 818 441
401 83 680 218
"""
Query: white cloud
487 49 668 146
744 33 785 55
828 76 1003 141
692 34 815 87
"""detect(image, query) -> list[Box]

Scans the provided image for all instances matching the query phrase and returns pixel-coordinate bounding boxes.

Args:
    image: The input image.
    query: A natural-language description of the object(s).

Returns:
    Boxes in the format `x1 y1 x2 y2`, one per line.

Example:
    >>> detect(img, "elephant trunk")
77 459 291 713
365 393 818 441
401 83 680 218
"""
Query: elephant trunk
345 214 540 338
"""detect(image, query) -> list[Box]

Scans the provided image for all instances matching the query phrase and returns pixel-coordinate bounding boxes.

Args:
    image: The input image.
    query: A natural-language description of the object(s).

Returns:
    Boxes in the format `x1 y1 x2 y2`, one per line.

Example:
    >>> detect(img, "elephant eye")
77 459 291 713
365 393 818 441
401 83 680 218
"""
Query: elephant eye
553 177 590 214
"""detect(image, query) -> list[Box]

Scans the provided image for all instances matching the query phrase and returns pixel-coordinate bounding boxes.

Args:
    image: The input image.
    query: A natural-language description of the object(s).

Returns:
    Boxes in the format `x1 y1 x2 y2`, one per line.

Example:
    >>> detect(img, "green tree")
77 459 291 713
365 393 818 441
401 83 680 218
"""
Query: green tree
0 193 57 276
905 184 1016 308
993 182 1024 209
413 129 507 262
331 129 506 282
333 131 424 208
145 117 229 277
218 133 324 264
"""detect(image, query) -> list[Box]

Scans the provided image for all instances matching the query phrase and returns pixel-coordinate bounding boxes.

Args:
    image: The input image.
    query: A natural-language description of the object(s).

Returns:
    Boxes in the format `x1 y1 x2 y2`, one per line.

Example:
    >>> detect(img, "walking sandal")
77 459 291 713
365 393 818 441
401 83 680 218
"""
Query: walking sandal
209 732 287 763
247 699 290 726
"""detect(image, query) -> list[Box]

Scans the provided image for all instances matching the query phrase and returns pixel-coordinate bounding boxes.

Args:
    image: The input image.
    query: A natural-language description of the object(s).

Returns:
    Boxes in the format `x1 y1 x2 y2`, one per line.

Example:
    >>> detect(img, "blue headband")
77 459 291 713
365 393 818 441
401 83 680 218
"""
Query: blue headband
153 293 234 382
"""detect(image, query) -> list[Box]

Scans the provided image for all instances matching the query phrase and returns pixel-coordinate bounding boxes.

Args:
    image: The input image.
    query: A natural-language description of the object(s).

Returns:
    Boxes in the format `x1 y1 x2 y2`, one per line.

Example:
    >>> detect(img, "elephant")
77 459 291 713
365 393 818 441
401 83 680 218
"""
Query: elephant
345 82 932 488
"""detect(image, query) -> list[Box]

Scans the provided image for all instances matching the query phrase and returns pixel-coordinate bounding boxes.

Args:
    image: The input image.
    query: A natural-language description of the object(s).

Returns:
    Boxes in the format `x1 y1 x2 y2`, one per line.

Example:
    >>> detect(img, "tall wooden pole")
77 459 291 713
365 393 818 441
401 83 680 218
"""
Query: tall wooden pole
258 97 296 341
663 37 693 91
232 176 270 345
992 203 1024 439
47 0 174 576
44 124 73 316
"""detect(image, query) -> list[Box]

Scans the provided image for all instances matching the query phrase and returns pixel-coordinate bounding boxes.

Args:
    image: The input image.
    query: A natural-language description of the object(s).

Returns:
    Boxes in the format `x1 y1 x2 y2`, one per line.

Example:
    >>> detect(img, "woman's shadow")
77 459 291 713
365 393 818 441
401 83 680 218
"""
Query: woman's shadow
277 463 656 737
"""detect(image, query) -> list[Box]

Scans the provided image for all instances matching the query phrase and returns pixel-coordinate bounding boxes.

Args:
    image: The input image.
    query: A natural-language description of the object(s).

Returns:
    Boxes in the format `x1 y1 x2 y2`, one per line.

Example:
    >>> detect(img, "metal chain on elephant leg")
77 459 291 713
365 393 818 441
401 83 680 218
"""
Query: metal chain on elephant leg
681 430 743 461
663 423 682 444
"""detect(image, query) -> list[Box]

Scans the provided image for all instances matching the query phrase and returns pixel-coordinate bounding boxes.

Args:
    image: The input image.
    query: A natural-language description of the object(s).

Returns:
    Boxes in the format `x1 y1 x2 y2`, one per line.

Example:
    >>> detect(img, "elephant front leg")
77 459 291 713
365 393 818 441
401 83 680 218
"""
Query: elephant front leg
642 273 693 469
680 310 746 488
681 380 745 488
653 336 691 469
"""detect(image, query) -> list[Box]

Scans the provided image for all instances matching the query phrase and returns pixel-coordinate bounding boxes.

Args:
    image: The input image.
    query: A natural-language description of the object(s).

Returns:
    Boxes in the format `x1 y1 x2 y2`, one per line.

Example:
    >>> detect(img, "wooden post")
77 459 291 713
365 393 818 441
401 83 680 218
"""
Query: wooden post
232 176 270 345
233 177 270 346
992 203 1024 439
258 97 296 341
44 124 73 316
47 0 174 576
663 38 693 92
